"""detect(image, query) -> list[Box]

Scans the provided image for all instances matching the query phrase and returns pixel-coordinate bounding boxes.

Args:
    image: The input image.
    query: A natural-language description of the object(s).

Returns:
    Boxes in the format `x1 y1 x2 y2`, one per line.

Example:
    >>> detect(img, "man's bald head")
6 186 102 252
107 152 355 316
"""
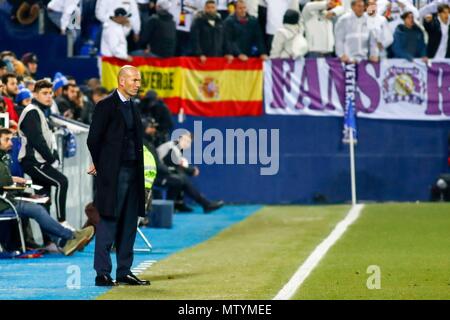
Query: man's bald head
117 65 141 99
118 65 139 81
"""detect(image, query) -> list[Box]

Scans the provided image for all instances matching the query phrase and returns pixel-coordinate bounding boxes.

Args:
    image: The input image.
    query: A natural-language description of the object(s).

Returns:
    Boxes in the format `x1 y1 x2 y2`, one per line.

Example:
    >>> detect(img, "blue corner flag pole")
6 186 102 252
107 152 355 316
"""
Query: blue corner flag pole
343 63 357 206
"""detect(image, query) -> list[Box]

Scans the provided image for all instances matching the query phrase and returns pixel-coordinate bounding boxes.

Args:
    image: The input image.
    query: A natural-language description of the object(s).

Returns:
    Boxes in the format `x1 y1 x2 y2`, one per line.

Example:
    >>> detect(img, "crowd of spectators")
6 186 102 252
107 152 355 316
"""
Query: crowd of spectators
2 0 445 62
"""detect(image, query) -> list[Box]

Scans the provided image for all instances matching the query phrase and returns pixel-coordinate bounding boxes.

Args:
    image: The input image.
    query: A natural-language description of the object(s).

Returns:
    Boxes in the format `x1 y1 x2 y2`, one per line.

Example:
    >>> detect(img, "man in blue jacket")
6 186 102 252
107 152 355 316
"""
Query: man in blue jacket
391 11 428 62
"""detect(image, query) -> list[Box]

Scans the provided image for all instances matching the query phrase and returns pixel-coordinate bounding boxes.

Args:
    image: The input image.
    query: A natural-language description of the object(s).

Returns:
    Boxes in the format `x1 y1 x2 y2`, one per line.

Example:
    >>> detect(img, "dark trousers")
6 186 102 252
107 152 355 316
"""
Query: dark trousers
21 162 68 222
161 173 209 207
94 166 139 278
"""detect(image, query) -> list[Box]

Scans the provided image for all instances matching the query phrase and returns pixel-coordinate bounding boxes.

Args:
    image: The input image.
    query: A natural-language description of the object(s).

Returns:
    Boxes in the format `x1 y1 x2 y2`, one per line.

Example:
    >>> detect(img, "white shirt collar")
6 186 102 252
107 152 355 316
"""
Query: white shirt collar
116 89 129 102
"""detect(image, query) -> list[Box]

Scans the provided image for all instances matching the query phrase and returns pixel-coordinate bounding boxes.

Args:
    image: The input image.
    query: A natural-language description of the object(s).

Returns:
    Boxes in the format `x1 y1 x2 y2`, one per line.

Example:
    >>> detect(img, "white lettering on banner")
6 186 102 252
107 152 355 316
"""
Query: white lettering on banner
264 58 450 121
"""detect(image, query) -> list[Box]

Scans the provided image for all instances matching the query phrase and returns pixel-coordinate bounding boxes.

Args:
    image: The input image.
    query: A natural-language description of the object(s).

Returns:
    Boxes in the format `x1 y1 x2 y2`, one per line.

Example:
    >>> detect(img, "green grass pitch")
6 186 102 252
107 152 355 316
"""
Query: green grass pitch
99 203 450 300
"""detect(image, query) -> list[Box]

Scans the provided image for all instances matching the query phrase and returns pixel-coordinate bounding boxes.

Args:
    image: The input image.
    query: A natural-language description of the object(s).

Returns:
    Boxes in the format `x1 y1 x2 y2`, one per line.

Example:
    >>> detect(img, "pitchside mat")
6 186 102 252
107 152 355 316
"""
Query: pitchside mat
1 203 449 300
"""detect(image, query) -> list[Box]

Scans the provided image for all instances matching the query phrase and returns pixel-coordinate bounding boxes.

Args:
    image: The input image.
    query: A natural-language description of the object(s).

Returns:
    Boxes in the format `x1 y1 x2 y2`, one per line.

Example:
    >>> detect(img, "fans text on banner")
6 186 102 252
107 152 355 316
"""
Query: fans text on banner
265 58 450 121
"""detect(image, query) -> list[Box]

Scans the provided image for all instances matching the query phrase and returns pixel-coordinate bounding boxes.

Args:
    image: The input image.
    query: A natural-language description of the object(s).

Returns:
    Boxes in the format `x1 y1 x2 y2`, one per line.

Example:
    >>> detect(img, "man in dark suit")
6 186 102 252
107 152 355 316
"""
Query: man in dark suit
423 4 450 59
87 65 150 287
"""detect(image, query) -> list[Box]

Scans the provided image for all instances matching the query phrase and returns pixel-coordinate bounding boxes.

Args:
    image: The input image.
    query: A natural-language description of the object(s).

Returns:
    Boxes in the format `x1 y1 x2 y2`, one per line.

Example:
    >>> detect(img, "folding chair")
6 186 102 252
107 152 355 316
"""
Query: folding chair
0 194 26 253
134 188 153 253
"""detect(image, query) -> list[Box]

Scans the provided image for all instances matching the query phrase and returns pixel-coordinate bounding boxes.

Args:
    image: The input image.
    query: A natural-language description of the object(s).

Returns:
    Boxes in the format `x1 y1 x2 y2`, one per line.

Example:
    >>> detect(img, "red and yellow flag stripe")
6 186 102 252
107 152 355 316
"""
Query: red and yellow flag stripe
101 56 263 117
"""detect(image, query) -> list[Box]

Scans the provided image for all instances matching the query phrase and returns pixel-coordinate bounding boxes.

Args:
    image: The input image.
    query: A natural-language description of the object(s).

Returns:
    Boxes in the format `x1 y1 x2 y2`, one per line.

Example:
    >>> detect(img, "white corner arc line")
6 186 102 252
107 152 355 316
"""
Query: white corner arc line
273 204 365 300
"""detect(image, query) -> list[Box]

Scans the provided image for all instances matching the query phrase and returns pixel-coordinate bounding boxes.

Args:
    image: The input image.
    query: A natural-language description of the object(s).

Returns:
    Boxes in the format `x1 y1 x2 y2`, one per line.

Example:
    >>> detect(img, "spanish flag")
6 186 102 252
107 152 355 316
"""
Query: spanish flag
101 57 263 117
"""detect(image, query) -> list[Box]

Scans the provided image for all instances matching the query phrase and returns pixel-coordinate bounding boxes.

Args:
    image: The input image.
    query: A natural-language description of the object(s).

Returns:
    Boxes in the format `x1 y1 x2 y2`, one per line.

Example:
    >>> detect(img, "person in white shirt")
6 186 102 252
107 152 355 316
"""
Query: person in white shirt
419 0 450 20
366 0 393 58
260 0 299 49
302 0 345 57
100 8 133 61
377 0 419 35
335 0 379 63
96 0 141 43
423 4 450 58
167 0 203 55
47 0 81 35
270 9 308 59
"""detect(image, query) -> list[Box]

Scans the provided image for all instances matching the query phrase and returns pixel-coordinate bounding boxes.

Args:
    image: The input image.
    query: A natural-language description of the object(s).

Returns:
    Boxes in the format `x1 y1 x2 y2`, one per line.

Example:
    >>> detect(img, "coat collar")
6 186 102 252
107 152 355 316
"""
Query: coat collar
112 89 141 130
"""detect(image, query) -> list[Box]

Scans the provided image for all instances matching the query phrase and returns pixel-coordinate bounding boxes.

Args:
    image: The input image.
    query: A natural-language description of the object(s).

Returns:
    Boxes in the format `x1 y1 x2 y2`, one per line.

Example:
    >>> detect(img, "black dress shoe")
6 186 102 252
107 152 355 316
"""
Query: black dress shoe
116 273 151 286
95 274 118 287
203 200 224 214
174 203 194 213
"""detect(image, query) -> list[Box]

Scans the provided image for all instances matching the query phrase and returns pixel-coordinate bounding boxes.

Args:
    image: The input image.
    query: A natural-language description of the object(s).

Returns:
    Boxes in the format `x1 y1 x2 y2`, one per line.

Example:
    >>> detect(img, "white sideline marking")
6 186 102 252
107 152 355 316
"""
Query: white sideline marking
273 204 365 300
131 260 157 275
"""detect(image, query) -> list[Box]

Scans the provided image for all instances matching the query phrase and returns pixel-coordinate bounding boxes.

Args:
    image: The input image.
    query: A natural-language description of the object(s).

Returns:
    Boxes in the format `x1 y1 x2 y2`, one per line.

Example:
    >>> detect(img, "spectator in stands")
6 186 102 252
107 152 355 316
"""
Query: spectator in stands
1 73 19 102
423 4 450 59
0 60 8 78
335 0 379 63
80 86 108 125
73 86 85 121
66 75 77 85
302 0 344 58
139 90 174 147
1 73 20 129
53 72 69 98
224 0 268 61
419 0 450 19
0 128 94 255
139 0 177 58
55 83 79 119
169 0 203 56
367 0 394 59
260 0 299 50
0 51 15 73
157 132 224 213
191 0 231 63
137 0 157 23
21 53 38 80
96 0 141 47
47 0 82 36
23 77 36 92
49 72 69 116
270 9 308 59
391 11 428 62
91 86 109 104
15 85 33 117
0 51 26 76
100 8 134 61
18 79 72 230
86 78 102 90
378 0 419 34
216 0 235 20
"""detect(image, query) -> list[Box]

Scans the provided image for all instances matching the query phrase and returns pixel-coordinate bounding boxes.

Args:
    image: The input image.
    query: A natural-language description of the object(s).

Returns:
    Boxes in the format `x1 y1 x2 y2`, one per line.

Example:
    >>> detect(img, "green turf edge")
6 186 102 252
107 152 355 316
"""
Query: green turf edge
98 205 350 300
293 203 450 300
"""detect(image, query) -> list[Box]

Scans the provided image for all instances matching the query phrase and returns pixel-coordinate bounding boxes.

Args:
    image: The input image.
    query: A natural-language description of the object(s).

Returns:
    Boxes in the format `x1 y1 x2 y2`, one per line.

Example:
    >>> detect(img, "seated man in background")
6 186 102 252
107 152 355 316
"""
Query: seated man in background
156 132 224 213
0 128 94 255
